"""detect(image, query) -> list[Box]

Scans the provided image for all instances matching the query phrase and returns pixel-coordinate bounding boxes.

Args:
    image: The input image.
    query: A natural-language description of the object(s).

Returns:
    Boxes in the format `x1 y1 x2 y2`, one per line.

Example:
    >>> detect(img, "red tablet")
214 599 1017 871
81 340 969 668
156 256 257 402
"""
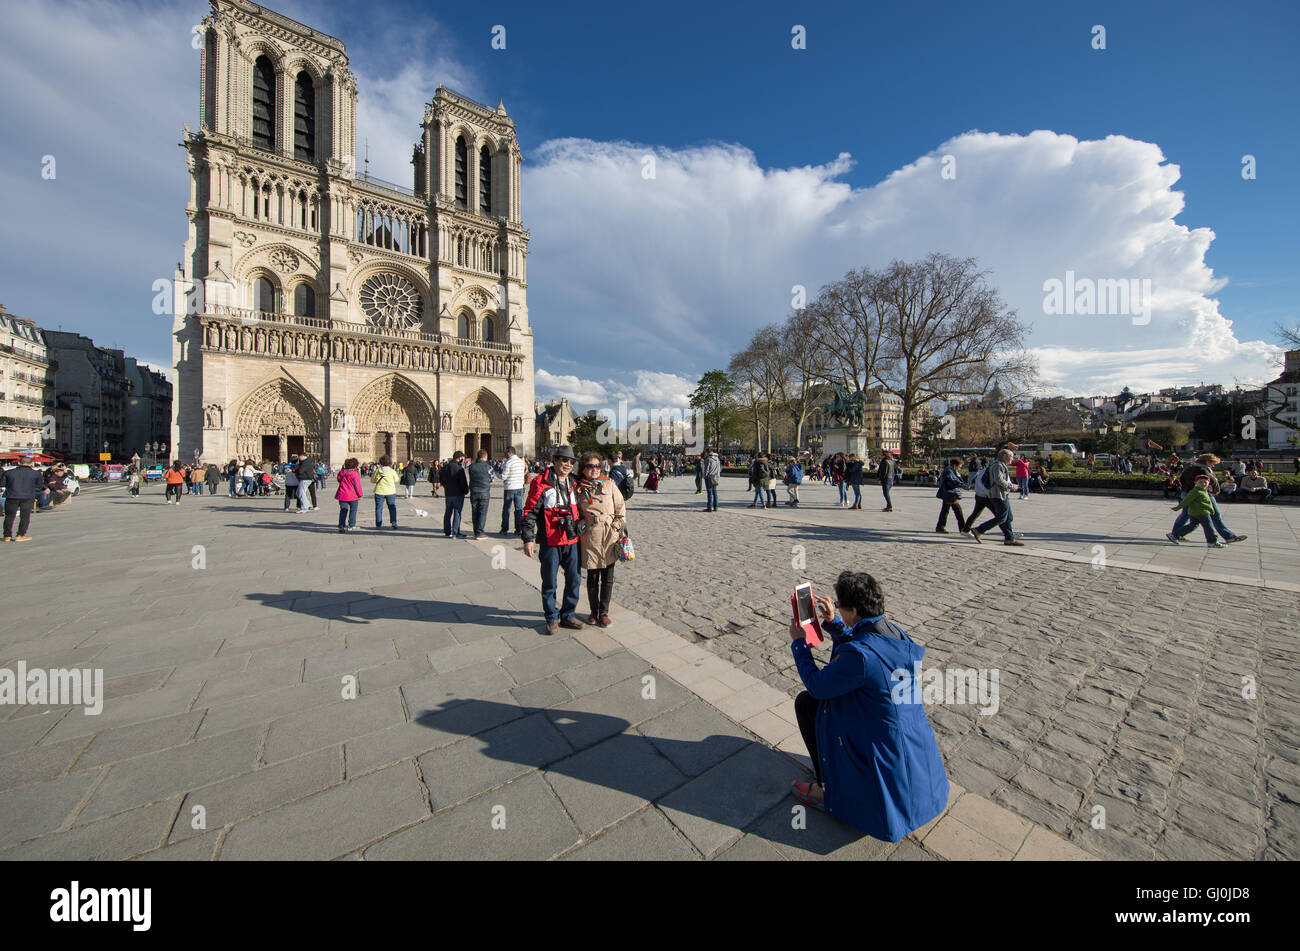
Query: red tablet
791 582 823 647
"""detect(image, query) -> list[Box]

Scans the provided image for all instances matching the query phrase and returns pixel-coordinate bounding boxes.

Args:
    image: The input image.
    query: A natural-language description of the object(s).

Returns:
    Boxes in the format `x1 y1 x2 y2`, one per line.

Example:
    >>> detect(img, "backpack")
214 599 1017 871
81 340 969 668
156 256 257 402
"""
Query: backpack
789 464 803 485
612 464 634 500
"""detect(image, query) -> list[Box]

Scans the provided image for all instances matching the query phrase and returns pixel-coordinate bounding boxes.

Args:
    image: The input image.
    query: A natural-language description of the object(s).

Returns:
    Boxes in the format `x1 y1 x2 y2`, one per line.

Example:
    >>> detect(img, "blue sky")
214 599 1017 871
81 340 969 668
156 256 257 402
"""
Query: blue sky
1 0 1296 412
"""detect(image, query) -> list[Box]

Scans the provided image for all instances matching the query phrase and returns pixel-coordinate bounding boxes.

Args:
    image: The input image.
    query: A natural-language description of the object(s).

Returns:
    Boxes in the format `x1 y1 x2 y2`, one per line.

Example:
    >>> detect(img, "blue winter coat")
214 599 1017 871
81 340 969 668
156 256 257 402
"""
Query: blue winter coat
936 465 964 502
791 615 949 841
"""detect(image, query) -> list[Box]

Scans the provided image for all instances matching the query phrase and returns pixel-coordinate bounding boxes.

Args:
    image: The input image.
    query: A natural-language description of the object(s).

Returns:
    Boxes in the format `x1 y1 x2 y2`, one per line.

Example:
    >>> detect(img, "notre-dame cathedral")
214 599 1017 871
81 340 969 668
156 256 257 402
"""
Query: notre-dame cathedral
172 0 535 465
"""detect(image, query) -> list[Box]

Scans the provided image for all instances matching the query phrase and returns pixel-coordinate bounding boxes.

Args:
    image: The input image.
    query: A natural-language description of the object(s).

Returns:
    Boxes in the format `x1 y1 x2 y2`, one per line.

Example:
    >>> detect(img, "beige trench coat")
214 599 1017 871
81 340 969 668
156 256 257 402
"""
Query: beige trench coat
577 476 627 569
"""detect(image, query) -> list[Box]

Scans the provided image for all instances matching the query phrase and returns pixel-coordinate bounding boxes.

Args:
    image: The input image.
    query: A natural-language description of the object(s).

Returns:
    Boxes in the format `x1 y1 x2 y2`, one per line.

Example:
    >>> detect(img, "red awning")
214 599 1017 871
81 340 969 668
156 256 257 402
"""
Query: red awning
0 451 58 464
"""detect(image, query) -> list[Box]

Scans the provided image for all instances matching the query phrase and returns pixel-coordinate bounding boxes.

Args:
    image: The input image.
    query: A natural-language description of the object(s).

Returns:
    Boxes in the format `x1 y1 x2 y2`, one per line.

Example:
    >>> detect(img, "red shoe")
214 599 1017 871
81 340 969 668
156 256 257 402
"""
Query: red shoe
598 614 612 628
587 614 598 625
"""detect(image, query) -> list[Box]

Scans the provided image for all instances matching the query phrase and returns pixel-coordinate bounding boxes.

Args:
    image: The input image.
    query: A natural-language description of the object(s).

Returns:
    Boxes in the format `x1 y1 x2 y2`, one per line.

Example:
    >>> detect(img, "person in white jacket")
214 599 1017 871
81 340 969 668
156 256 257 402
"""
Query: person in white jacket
499 445 528 536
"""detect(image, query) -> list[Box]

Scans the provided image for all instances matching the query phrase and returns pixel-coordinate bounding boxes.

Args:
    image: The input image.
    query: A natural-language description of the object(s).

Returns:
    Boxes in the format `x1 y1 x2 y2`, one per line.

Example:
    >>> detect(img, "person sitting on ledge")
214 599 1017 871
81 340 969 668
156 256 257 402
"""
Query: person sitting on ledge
1238 469 1272 502
787 570 950 841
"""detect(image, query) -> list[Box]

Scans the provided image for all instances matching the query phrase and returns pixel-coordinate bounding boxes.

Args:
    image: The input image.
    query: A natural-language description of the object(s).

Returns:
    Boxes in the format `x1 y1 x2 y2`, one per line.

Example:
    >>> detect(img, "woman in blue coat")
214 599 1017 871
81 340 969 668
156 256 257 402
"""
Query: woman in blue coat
788 570 949 841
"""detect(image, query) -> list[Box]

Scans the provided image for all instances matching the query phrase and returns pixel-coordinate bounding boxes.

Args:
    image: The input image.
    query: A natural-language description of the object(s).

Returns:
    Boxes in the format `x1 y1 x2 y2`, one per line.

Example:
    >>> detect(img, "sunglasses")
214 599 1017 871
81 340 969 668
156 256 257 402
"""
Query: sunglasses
582 463 600 469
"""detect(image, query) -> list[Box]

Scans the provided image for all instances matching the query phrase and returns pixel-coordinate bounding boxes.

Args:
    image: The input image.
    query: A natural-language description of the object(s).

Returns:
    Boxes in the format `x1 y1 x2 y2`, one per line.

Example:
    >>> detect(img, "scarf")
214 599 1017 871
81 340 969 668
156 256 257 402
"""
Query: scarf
575 475 601 504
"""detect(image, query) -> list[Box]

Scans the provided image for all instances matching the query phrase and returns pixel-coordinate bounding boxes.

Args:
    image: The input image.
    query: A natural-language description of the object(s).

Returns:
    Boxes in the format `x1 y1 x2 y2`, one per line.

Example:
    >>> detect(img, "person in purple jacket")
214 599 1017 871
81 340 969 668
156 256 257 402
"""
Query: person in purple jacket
335 457 363 533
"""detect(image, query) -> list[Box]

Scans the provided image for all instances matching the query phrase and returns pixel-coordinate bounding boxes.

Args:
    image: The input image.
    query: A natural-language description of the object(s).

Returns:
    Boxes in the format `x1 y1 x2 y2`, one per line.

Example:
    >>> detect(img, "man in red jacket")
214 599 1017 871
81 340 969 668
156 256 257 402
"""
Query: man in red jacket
522 445 585 634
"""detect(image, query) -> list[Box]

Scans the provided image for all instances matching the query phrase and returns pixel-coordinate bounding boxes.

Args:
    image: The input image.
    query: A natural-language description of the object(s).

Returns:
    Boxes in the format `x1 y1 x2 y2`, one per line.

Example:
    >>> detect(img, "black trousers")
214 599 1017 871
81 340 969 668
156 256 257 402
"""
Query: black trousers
4 498 34 538
586 564 615 616
794 691 822 784
937 499 966 531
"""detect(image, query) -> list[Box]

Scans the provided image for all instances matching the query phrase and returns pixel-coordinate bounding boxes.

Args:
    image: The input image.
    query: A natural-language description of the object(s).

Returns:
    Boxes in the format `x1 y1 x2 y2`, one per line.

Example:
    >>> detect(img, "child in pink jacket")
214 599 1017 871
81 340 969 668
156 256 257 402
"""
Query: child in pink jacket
335 457 363 533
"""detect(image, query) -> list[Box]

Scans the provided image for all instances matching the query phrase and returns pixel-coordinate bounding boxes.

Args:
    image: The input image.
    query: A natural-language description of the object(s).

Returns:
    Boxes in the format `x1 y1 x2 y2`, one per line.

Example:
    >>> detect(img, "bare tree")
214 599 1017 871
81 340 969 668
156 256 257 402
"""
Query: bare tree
730 325 787 452
779 306 832 451
874 253 1037 458
803 267 891 395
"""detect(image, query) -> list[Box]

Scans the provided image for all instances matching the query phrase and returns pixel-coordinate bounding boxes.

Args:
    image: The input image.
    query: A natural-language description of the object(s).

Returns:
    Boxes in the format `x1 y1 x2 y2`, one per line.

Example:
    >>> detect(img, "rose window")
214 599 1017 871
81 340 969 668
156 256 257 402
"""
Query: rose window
359 273 422 331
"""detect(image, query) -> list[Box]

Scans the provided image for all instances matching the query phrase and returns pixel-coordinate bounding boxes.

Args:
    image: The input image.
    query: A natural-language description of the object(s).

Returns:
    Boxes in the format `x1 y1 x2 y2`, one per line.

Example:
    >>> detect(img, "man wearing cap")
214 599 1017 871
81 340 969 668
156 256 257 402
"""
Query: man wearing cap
438 451 470 538
521 446 584 634
3 453 44 541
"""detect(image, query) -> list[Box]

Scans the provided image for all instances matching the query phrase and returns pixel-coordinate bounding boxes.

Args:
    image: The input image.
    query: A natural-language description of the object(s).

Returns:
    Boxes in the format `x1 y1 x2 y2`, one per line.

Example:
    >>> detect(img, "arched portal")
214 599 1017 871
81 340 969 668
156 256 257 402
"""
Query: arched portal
233 377 322 463
347 373 438 462
453 387 510 458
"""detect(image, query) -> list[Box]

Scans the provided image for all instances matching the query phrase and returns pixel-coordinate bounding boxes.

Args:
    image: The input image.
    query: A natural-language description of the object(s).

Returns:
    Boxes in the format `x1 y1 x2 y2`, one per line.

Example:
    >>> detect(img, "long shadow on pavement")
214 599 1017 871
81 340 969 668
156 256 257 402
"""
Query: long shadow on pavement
410 696 875 858
245 590 539 627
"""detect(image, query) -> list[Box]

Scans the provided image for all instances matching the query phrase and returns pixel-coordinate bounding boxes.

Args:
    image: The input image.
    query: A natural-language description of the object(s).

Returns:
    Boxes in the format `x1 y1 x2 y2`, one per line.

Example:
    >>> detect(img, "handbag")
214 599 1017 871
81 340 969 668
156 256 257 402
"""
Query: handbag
616 536 635 562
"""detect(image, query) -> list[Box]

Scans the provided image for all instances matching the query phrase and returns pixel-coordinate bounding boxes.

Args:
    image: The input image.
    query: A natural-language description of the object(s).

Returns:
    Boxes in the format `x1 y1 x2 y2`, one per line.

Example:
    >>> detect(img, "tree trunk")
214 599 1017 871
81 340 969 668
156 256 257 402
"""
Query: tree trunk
900 395 913 460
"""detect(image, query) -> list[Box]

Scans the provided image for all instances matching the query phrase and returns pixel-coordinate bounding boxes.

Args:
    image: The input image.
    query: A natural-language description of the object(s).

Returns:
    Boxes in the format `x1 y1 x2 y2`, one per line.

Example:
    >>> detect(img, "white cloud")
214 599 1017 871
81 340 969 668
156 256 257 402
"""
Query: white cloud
524 131 1281 399
534 367 696 415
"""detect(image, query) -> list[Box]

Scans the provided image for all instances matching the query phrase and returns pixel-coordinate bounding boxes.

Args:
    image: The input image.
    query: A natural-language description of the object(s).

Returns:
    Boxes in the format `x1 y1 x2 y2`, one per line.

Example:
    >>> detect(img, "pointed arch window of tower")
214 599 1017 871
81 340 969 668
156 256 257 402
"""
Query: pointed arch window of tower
455 137 467 209
479 145 492 216
458 313 471 340
252 56 276 151
294 72 315 162
254 277 276 315
294 284 315 319
482 316 494 342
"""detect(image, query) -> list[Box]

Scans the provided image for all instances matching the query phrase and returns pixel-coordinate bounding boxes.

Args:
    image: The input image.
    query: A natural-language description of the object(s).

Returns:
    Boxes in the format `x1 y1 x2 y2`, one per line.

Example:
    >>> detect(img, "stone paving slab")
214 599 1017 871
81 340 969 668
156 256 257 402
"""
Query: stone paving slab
0 482 1257 860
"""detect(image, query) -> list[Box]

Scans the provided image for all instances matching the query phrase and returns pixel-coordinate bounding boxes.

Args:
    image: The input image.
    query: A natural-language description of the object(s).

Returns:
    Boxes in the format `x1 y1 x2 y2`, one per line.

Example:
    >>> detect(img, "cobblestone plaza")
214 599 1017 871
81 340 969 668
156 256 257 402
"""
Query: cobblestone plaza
0 477 1294 860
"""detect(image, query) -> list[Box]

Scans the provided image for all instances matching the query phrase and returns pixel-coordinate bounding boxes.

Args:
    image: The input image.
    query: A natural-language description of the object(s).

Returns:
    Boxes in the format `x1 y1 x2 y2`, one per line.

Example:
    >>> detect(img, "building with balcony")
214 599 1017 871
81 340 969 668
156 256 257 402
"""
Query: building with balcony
172 0 535 465
0 306 56 453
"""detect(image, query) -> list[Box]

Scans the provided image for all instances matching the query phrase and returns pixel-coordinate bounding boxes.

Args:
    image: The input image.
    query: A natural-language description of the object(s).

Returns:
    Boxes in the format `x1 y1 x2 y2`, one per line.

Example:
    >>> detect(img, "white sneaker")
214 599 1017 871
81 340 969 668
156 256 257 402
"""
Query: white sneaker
1165 532 1180 545
1208 541 1226 549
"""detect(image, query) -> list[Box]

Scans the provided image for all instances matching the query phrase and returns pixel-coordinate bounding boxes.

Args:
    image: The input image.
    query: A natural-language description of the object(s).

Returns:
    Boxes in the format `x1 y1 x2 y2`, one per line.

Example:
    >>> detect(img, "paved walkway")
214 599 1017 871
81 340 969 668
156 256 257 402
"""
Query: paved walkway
0 477 1291 860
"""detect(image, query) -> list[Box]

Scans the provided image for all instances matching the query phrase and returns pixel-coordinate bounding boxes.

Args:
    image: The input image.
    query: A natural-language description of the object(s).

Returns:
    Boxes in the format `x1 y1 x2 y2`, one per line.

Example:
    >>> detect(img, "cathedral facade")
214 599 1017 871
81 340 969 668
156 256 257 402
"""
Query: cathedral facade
172 0 534 465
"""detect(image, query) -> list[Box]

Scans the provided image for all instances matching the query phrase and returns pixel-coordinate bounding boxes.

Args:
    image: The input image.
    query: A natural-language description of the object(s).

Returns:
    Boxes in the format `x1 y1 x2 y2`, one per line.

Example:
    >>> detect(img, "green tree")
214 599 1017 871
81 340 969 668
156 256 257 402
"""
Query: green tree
689 370 736 450
570 412 605 456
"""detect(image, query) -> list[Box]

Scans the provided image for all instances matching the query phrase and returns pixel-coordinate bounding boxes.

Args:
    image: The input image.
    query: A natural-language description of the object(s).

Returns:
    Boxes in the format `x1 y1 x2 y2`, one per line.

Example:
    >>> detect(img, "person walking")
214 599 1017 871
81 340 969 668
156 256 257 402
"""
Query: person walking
500 445 527 536
935 458 968 534
467 449 494 539
1013 455 1031 500
335 457 362 533
241 459 258 497
3 453 44 541
522 445 585 634
204 462 220 495
295 453 317 511
969 449 1021 545
700 449 721 511
282 455 301 511
428 459 440 498
575 451 626 628
966 454 981 490
127 464 141 498
1166 474 1225 548
1172 453 1246 544
643 458 661 493
845 453 865 510
439 452 470 538
370 454 399 529
400 461 418 499
877 451 896 512
164 461 185 504
784 456 803 507
748 454 767 508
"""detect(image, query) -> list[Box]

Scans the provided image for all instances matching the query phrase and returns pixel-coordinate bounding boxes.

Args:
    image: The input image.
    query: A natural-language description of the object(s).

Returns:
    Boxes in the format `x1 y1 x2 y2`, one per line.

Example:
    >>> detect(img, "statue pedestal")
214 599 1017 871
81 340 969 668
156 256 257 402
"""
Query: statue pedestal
821 427 870 460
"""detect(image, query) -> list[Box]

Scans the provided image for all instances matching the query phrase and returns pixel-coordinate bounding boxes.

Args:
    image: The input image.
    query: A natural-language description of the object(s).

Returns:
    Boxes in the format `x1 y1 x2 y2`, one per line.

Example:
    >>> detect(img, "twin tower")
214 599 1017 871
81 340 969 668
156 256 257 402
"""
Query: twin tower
173 0 536 466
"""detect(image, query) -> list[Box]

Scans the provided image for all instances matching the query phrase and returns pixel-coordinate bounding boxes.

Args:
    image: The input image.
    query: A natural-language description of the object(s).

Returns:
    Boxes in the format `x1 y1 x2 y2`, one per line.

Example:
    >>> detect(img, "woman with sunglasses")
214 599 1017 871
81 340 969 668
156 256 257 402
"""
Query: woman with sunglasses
574 451 626 628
